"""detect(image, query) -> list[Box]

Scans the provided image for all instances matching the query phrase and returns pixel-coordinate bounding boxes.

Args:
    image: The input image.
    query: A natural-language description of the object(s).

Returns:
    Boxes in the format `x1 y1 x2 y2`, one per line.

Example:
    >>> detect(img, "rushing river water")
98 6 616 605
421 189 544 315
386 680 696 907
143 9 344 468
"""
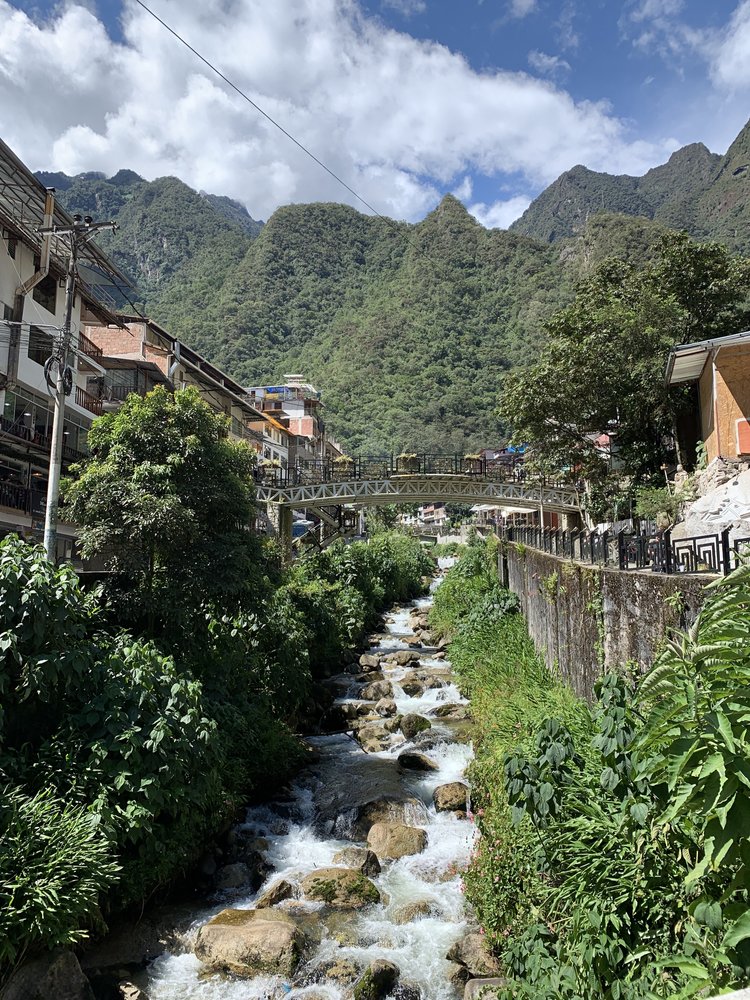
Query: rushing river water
144 561 476 999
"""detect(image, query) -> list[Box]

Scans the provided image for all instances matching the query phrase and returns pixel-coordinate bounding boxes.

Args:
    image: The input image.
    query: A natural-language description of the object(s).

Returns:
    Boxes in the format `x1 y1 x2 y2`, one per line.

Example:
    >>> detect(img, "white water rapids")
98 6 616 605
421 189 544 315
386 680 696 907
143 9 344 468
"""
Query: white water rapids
144 558 477 999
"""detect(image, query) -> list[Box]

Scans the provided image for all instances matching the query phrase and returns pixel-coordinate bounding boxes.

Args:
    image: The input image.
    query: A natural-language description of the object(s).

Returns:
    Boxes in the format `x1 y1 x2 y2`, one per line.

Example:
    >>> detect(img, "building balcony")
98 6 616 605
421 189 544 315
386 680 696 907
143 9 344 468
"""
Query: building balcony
75 385 103 416
78 331 103 359
0 415 86 464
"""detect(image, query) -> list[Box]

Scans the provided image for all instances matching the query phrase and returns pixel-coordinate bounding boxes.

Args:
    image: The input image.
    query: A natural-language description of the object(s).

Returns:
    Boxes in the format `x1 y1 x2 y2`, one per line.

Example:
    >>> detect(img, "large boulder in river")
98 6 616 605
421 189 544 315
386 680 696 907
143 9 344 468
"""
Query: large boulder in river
367 821 428 858
349 796 428 839
429 703 471 721
400 678 425 697
256 879 296 908
400 714 431 740
392 899 432 924
448 933 503 977
356 723 391 753
434 782 469 812
332 846 382 877
300 867 380 908
398 751 440 772
375 697 397 717
359 653 381 671
394 650 420 666
194 908 308 977
214 862 252 890
361 680 393 701
354 958 400 1000
1 950 95 1000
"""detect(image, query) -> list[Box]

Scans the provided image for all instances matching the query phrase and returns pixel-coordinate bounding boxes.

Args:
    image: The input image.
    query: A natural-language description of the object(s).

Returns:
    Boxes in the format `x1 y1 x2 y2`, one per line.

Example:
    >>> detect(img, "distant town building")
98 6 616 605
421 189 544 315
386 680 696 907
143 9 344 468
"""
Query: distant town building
246 375 343 463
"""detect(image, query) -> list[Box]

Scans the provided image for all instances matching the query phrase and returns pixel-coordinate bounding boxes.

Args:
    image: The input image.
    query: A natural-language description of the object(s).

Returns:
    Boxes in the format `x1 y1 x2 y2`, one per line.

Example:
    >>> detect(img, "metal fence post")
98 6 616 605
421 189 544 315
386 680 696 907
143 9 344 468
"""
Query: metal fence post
617 529 626 570
721 528 732 575
663 529 673 574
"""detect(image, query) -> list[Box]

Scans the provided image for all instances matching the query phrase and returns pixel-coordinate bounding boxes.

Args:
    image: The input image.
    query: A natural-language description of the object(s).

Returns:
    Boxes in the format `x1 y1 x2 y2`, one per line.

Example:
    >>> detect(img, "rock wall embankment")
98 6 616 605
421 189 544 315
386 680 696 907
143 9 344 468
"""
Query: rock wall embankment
501 543 709 700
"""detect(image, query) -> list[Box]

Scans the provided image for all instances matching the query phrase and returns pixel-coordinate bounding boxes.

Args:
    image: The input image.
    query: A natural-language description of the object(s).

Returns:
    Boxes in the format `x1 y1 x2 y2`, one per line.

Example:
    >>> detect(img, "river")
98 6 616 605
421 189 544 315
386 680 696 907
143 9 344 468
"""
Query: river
142 560 477 999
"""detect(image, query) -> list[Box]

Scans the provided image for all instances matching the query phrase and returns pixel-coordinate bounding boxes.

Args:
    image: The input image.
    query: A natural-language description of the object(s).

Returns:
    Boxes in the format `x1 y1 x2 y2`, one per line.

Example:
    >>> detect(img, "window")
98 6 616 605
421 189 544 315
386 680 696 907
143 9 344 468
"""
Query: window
6 237 16 259
32 273 57 315
27 325 54 367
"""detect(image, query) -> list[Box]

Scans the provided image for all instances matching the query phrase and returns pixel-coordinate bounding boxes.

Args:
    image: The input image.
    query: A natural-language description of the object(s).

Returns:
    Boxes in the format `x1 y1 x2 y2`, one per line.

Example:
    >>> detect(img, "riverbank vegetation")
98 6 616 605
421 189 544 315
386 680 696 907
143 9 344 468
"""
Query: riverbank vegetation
434 539 750 998
0 388 431 980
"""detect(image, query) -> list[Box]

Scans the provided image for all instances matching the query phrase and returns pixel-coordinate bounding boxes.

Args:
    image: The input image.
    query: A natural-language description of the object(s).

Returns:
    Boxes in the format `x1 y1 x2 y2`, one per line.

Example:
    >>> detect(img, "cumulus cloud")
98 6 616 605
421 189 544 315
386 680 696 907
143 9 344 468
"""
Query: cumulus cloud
709 0 750 90
0 0 678 224
528 50 571 78
452 176 473 200
507 0 537 19
381 0 426 17
469 195 531 229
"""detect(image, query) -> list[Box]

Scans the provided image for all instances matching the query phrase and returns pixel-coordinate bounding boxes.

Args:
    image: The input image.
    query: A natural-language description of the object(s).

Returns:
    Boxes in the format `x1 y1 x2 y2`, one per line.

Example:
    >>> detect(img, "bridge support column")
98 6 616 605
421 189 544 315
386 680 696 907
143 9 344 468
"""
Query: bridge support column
267 503 293 564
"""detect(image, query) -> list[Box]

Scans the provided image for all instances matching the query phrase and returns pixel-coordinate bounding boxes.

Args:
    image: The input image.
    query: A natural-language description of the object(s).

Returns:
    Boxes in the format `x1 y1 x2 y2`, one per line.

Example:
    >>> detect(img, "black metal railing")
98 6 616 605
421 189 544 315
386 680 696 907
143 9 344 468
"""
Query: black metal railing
0 483 47 517
254 453 559 489
0 415 87 464
503 525 750 577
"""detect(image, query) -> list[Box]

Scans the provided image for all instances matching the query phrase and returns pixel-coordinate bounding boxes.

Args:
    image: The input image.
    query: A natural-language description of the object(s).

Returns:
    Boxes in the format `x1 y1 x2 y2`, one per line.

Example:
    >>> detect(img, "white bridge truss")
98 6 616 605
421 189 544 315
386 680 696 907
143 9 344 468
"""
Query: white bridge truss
257 474 580 513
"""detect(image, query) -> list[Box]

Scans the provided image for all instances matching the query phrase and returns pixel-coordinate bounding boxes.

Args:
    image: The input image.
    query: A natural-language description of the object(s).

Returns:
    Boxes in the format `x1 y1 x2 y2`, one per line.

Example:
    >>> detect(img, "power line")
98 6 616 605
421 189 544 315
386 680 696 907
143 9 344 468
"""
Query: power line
131 0 450 280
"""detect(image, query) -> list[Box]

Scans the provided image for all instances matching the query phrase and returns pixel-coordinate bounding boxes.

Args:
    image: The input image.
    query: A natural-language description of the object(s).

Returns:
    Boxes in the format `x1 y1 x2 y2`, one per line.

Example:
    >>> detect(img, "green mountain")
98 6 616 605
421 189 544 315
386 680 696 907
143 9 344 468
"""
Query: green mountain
38 169 264 320
195 196 575 452
511 121 750 255
40 117 750 454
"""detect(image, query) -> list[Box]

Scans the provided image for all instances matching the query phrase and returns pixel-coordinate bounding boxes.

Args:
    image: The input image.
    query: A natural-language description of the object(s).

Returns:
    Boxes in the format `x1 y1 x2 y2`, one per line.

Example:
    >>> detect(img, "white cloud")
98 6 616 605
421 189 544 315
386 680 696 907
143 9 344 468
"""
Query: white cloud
556 2 579 51
629 0 684 23
507 0 537 19
470 196 531 229
709 0 750 91
452 176 473 200
381 0 426 17
528 50 571 78
0 0 679 224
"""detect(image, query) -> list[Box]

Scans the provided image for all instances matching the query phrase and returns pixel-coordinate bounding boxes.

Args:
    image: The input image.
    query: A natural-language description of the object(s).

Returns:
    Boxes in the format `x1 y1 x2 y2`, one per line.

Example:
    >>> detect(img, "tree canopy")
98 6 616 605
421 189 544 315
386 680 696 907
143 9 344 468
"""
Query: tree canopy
498 233 750 499
63 386 261 635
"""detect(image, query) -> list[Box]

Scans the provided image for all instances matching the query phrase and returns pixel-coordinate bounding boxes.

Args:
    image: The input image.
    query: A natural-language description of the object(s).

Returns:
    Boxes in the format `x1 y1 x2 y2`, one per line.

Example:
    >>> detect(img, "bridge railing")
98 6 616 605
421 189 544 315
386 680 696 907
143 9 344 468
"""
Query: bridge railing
255 453 571 490
503 525 750 576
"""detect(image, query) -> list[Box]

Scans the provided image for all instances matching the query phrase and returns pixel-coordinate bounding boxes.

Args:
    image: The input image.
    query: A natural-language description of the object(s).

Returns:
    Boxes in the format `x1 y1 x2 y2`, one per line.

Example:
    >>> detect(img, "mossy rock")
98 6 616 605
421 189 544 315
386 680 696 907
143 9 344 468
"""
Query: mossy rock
300 867 380 909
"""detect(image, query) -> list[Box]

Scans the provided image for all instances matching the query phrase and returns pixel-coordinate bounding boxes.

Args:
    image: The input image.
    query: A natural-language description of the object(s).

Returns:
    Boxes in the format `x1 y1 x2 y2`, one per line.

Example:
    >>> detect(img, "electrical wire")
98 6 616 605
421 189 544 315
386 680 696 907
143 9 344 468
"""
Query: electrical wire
131 0 452 280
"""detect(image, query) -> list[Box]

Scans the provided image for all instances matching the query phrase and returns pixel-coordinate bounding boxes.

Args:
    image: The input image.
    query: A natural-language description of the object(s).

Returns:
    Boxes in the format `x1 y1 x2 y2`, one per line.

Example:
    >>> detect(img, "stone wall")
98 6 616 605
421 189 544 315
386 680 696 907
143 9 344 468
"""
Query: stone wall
501 543 710 700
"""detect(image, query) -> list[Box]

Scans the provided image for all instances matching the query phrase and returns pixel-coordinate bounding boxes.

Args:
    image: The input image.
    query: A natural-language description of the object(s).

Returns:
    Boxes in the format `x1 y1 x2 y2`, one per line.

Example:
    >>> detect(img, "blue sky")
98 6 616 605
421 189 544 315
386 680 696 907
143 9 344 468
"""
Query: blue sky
1 0 749 226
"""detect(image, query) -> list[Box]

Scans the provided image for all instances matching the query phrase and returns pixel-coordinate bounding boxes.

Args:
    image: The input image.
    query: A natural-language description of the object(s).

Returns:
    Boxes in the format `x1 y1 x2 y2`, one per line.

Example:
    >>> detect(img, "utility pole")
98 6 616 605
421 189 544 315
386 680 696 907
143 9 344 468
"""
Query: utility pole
37 215 116 561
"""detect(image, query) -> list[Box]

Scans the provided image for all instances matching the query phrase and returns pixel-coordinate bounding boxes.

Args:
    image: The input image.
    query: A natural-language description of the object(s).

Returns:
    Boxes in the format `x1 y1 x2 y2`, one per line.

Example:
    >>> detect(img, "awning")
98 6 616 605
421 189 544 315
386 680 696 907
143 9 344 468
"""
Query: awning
666 330 750 385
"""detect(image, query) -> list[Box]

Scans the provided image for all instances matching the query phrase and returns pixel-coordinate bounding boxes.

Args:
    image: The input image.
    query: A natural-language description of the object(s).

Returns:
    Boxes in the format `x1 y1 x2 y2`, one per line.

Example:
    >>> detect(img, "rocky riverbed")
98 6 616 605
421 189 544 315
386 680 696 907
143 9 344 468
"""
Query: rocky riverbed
81 563 504 1000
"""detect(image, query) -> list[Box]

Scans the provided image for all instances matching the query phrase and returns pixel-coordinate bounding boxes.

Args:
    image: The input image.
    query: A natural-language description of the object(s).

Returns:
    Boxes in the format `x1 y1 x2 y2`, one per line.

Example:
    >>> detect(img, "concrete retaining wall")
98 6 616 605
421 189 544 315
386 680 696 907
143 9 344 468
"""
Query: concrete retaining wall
501 543 710 700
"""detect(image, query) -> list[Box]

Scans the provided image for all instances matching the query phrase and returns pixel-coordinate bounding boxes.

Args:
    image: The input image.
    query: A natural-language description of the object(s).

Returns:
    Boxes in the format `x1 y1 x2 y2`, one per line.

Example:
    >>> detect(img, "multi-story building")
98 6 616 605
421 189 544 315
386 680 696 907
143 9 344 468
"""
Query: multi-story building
0 137 128 557
82 316 266 451
246 375 343 464
420 503 448 528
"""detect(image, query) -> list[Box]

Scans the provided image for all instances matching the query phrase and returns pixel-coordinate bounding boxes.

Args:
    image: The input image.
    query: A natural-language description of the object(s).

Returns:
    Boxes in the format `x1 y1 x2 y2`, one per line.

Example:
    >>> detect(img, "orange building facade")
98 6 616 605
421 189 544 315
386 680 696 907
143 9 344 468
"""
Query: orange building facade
666 332 750 464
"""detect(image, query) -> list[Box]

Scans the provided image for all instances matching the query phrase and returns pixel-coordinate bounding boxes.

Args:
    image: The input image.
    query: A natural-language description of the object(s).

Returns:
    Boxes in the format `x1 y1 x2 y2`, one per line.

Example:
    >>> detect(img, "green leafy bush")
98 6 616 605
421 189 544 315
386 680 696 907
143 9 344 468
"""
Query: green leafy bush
0 786 118 971
460 557 750 998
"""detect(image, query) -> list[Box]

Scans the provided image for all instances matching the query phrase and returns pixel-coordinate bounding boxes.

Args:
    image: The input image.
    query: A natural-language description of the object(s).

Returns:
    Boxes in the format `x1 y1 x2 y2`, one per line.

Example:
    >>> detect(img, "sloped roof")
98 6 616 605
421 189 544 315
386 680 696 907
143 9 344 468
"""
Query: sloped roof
666 331 750 385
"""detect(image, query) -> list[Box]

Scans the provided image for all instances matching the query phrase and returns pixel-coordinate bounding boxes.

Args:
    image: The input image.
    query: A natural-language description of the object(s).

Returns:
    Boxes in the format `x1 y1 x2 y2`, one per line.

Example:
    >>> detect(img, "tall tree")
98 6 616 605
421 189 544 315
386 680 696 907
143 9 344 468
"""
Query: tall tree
499 234 750 495
64 387 261 636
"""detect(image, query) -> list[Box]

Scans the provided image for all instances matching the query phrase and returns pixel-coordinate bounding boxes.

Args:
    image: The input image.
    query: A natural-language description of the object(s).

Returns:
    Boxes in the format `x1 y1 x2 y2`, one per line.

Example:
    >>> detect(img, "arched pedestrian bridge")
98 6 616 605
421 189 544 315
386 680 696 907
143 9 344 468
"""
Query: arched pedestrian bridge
255 454 581 554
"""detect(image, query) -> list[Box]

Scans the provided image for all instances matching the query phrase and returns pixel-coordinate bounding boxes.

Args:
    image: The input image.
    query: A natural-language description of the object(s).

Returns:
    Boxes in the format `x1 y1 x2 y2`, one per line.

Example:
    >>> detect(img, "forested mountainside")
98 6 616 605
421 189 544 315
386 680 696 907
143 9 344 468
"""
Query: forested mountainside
37 168 263 319
511 118 750 252
40 116 750 452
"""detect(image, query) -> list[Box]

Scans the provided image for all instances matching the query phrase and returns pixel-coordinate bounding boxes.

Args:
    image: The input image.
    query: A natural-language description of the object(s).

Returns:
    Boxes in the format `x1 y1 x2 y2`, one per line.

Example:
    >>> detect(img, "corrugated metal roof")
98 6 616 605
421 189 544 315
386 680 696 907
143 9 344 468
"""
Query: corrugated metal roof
666 331 750 386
